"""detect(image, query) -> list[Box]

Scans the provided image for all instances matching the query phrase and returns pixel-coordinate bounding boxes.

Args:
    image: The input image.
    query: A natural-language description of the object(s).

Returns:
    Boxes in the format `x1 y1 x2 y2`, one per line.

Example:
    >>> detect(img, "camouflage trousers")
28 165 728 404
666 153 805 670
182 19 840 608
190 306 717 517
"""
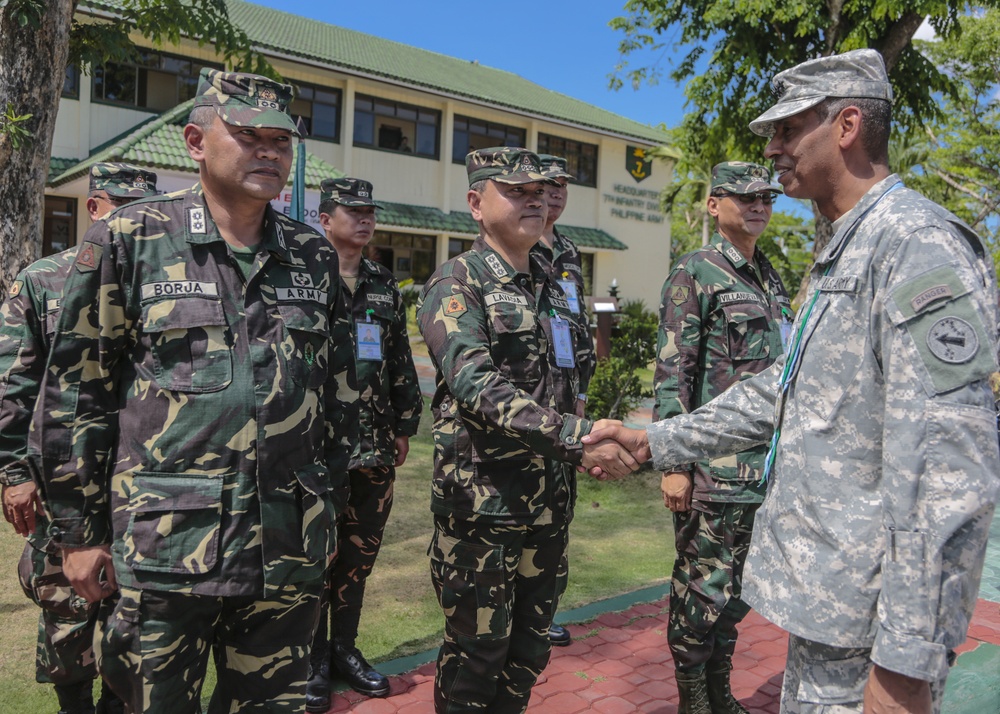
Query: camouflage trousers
668 500 759 672
17 540 98 685
98 581 322 714
779 634 949 713
328 465 395 643
429 515 568 714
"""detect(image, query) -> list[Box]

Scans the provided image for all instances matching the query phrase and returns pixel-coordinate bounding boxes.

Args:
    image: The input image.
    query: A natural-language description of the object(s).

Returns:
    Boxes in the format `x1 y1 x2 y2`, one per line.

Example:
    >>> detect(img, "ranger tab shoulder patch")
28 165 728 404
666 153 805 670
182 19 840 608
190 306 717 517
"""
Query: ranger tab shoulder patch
443 295 468 317
76 243 102 272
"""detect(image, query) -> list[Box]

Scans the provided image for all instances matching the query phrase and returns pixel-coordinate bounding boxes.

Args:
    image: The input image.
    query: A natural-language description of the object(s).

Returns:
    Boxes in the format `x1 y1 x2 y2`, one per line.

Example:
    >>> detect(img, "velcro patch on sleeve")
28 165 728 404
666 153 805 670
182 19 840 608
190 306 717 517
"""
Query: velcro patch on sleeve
76 243 102 272
443 295 467 316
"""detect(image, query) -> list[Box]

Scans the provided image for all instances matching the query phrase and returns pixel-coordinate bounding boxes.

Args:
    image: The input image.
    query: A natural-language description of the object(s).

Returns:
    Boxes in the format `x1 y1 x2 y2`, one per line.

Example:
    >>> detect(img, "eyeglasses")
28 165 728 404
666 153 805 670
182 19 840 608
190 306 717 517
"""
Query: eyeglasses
716 191 776 205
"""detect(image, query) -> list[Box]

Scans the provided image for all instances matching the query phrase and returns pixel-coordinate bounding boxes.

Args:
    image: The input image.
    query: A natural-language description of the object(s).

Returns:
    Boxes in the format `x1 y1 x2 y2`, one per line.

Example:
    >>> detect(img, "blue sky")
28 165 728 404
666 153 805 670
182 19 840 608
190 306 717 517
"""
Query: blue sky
248 0 687 131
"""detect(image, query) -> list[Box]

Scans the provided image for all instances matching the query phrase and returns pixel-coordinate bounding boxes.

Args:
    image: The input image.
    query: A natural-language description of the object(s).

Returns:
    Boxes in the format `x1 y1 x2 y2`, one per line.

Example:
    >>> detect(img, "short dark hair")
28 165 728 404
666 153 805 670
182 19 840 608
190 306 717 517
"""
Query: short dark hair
469 179 487 193
814 96 891 164
318 199 338 216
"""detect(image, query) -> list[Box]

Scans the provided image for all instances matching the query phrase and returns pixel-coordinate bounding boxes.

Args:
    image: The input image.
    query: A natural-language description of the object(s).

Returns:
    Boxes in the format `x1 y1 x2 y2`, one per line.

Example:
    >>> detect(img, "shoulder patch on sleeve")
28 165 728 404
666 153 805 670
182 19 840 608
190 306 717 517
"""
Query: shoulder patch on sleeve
76 242 102 273
669 285 690 306
8 280 23 298
443 295 468 316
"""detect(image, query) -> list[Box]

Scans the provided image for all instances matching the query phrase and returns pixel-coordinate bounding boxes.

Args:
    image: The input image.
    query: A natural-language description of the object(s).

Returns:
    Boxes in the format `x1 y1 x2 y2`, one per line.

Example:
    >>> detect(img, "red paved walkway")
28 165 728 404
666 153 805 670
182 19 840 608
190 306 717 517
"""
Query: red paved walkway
324 597 1000 713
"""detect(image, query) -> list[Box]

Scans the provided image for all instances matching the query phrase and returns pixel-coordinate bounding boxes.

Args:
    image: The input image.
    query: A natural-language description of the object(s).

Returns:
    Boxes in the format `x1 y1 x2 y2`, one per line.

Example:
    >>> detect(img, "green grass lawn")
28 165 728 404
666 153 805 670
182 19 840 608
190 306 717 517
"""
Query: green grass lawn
0 397 672 711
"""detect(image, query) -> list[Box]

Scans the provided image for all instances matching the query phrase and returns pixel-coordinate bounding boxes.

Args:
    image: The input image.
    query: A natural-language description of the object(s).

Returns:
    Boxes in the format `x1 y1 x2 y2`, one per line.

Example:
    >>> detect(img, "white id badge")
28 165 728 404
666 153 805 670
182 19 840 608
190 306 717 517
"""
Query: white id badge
551 317 575 368
356 320 383 361
780 320 793 351
557 279 581 314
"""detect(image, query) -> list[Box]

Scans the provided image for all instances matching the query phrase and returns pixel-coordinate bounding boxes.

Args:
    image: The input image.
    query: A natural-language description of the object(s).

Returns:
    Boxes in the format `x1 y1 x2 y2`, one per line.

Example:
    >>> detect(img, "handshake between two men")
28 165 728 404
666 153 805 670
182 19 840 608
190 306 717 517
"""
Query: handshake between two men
578 420 651 480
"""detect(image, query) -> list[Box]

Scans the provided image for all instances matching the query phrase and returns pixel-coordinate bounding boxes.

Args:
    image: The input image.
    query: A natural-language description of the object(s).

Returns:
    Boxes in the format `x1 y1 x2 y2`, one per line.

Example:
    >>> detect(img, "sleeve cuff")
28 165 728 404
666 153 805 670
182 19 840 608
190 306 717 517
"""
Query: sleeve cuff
47 517 110 549
0 466 33 487
871 626 950 682
557 416 590 464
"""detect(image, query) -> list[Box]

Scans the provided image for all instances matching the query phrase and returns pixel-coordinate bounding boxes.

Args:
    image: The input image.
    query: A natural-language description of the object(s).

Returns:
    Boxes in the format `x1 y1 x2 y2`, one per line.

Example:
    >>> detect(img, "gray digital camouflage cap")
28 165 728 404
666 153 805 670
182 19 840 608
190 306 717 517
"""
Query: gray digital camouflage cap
538 154 575 181
192 68 300 136
320 177 383 208
750 49 893 136
466 147 558 187
711 161 783 195
89 162 159 198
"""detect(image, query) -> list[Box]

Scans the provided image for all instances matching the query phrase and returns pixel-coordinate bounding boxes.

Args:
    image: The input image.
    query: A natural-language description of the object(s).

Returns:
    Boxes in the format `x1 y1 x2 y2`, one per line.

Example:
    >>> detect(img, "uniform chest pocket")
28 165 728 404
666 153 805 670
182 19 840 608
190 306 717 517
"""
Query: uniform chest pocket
278 303 330 390
722 303 771 361
487 303 542 386
142 297 232 393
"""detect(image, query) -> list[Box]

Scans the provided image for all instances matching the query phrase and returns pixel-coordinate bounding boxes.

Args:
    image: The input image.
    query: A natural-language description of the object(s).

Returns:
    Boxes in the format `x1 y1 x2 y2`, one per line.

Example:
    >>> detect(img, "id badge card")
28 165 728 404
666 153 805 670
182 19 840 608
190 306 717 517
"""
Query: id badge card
780 319 793 351
557 279 581 314
356 320 383 361
551 316 576 369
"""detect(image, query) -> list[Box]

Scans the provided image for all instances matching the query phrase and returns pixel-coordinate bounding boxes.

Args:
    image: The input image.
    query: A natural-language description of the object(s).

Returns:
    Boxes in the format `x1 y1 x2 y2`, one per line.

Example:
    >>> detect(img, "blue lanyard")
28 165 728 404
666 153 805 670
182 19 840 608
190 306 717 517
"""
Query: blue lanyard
760 181 902 484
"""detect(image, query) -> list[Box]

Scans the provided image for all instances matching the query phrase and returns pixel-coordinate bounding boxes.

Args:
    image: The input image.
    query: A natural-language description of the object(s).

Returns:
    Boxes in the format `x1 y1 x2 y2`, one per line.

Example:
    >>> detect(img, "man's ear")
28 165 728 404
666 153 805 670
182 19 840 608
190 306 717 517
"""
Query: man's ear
837 105 863 151
706 195 721 219
467 188 484 222
185 123 207 161
84 196 101 221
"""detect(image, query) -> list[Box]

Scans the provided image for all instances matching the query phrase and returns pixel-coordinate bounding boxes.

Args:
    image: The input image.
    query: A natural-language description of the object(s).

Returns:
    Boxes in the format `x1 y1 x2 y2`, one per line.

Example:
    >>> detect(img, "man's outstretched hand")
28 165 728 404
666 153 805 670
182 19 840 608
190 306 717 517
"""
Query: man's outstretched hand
581 423 652 479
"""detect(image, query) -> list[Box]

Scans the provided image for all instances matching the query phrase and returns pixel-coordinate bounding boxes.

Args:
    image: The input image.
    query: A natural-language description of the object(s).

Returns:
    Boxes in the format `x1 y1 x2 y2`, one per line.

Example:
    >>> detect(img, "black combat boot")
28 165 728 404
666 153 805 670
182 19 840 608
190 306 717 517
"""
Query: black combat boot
705 662 750 714
94 680 125 714
305 621 332 713
331 637 389 698
54 682 95 714
548 624 572 647
675 670 712 714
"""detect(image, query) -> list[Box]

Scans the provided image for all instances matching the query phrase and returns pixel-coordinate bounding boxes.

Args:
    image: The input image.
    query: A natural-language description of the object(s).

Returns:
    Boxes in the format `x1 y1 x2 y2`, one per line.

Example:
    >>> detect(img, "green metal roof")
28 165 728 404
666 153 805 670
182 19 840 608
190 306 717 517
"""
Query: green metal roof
377 201 626 251
49 157 79 182
48 99 344 189
80 1 669 145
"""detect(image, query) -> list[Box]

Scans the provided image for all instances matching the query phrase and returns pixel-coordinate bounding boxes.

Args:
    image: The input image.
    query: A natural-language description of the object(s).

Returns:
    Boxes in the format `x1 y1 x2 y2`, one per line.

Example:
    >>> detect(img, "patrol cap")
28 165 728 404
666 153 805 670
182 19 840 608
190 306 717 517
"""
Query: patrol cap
191 68 299 136
89 162 159 198
750 49 893 137
538 154 575 181
320 177 383 208
466 147 558 187
711 162 783 195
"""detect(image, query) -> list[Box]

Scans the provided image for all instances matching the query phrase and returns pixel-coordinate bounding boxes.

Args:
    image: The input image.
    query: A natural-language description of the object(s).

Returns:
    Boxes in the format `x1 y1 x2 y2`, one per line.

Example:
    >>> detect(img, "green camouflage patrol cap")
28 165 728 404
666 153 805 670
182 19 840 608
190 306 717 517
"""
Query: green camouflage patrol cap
750 49 893 136
320 177 383 208
466 147 558 187
711 162 783 195
89 162 159 198
191 68 299 136
538 154 575 181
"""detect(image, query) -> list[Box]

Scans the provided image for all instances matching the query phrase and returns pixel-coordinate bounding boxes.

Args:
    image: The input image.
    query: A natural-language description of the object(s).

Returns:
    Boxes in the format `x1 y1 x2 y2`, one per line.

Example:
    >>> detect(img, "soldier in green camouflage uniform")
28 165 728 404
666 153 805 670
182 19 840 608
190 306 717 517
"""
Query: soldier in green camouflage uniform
305 178 422 709
1 163 157 714
30 69 357 714
654 162 789 714
531 154 595 648
418 147 639 714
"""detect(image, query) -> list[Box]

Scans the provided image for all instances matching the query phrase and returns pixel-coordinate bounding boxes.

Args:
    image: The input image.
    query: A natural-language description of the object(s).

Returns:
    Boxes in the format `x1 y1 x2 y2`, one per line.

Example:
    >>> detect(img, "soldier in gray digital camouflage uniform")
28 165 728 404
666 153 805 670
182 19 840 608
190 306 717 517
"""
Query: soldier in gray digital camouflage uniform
531 154 595 648
305 177 422 709
417 147 641 714
583 49 1000 714
30 69 358 714
1 162 157 714
655 161 790 714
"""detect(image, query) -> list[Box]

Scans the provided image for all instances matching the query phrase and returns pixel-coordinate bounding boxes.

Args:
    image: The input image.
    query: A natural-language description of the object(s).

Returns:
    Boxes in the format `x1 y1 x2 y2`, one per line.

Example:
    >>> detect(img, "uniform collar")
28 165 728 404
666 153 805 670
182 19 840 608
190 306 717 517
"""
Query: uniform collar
472 235 517 284
819 174 903 265
182 183 292 262
710 232 752 269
